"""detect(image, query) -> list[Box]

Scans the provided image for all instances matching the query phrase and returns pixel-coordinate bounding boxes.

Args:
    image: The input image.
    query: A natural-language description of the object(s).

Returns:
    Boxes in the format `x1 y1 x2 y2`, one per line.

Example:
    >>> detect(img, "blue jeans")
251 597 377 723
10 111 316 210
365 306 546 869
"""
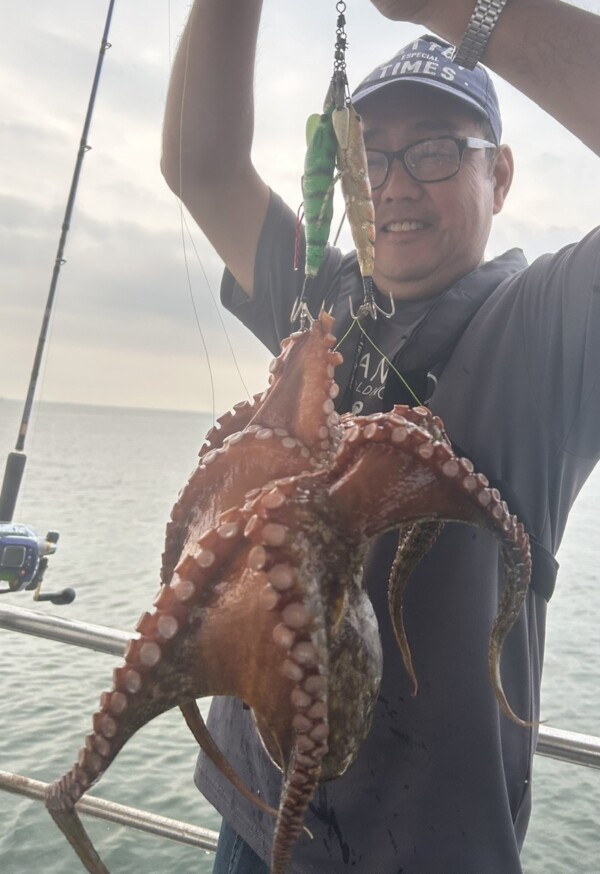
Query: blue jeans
212 819 269 874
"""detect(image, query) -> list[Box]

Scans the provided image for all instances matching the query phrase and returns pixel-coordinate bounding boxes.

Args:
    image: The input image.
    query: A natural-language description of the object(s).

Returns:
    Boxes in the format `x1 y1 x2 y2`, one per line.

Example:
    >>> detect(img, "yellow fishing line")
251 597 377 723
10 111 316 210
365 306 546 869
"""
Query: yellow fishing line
334 316 423 407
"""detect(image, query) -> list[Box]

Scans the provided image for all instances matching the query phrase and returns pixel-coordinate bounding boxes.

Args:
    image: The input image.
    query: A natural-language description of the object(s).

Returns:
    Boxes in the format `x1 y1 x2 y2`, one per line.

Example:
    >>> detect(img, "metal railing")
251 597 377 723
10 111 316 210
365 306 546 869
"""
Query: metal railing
0 602 219 851
0 769 218 852
1 601 599 853
0 602 133 656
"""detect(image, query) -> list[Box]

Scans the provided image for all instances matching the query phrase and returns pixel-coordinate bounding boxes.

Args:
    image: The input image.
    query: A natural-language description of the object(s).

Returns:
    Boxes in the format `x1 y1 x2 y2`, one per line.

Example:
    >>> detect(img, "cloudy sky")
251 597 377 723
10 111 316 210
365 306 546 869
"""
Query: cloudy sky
1 0 599 414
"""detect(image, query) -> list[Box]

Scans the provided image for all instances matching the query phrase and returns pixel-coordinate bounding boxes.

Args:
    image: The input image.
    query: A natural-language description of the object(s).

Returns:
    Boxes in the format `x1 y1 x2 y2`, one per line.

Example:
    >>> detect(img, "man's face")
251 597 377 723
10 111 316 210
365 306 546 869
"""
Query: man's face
359 85 511 300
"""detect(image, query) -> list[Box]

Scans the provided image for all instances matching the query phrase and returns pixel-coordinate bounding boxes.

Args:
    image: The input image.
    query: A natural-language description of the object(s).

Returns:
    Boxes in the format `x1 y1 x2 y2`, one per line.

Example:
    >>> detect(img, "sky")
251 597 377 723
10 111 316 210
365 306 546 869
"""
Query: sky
1 0 599 415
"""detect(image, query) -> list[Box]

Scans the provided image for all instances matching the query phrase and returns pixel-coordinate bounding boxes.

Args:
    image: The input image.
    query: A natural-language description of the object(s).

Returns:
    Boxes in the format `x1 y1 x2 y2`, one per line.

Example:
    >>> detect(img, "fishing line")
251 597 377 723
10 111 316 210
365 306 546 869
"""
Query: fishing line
331 208 347 247
354 319 423 406
333 316 424 407
180 210 252 400
170 2 252 422
332 317 359 351
175 1 217 424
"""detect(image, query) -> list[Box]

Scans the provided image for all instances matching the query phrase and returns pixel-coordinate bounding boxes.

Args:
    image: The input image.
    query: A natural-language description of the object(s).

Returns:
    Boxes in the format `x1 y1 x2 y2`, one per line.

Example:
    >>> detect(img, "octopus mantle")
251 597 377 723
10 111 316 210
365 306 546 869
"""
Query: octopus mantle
46 311 531 874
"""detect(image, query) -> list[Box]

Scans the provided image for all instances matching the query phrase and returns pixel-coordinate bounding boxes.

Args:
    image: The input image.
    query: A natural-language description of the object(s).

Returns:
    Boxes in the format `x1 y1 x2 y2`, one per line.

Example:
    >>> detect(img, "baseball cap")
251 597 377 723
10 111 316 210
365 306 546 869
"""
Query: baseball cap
352 35 502 144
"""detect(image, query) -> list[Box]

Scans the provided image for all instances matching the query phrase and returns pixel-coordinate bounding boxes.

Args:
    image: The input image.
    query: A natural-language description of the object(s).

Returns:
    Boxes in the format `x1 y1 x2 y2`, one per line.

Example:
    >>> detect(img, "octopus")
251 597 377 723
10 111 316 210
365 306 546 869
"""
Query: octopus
45 311 531 874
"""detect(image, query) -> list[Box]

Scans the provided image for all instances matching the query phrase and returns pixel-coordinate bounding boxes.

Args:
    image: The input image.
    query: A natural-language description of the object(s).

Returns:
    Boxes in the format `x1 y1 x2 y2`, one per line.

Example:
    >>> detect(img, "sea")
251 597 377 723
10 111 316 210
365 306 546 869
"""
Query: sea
0 398 598 873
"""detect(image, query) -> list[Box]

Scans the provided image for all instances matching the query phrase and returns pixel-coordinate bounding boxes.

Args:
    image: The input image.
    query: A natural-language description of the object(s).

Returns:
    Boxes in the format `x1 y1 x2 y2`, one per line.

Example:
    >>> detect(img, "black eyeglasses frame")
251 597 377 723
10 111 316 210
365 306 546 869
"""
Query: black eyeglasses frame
365 136 498 188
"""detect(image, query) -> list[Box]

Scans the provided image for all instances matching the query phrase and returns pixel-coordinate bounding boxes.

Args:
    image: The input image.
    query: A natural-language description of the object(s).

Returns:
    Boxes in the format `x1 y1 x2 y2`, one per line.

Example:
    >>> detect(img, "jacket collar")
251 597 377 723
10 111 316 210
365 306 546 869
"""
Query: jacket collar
393 248 528 372
333 248 528 392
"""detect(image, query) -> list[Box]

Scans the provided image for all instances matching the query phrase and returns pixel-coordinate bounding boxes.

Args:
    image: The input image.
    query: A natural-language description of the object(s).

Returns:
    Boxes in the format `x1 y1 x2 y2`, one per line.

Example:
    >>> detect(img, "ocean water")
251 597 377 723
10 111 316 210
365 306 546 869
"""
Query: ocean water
0 398 598 873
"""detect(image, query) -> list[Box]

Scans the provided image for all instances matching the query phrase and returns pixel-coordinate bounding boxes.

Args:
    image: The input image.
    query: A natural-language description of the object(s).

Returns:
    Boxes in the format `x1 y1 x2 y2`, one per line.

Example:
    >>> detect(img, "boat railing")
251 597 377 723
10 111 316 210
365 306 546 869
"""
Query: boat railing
0 769 218 853
1 602 599 854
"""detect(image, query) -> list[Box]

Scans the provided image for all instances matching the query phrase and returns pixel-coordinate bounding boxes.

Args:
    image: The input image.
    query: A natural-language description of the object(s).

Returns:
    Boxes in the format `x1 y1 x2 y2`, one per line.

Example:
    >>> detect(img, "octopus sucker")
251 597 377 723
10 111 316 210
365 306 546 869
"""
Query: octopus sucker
46 311 531 873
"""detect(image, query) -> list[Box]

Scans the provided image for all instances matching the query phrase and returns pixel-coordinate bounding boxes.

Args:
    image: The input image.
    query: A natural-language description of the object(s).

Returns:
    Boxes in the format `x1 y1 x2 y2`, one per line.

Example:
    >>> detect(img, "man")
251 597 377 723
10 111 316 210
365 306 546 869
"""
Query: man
161 2 600 871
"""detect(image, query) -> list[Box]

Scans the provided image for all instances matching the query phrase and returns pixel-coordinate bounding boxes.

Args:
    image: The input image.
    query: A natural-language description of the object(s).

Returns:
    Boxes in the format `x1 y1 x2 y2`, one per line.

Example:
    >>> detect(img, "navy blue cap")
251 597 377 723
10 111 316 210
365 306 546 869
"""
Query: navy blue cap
352 35 502 144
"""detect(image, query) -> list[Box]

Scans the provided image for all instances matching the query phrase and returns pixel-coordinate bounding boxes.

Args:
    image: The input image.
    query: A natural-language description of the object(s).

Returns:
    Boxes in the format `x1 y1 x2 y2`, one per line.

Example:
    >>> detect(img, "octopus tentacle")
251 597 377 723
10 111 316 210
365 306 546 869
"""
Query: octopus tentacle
202 397 263 451
161 426 316 585
242 477 381 871
47 475 344 872
178 699 279 819
161 396 263 581
271 749 323 874
255 311 343 463
45 499 302 869
388 521 445 696
46 807 108 874
327 406 532 725
162 312 343 587
489 544 533 727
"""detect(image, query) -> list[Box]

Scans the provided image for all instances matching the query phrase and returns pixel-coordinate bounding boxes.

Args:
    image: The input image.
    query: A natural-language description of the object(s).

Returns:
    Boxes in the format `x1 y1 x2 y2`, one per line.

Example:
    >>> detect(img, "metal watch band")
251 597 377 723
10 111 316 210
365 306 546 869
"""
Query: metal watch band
453 0 510 70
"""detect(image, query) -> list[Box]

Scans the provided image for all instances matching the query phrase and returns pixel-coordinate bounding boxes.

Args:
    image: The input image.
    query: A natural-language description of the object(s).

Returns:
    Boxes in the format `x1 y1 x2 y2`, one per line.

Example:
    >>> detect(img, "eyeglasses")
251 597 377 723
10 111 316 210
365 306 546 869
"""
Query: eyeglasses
365 136 497 188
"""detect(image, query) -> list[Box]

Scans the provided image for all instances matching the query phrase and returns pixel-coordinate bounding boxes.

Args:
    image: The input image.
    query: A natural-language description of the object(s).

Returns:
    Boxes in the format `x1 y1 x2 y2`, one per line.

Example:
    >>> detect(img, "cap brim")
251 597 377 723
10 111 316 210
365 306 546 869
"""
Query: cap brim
353 77 490 126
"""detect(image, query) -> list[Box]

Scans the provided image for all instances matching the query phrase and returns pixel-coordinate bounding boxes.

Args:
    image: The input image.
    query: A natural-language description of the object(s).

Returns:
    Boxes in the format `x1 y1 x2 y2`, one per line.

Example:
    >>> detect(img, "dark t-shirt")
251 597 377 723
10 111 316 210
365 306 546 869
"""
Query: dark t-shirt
196 192 600 873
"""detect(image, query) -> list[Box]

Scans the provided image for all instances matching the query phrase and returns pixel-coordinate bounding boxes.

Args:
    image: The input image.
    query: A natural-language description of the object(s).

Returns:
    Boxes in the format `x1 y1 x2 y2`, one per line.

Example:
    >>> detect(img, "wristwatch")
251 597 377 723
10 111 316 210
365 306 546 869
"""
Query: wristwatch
453 0 510 70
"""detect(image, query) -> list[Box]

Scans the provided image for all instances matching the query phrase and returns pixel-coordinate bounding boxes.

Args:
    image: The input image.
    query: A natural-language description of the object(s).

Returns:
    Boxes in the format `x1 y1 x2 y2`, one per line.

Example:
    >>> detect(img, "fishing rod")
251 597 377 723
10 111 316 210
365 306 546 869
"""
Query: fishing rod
0 0 117 604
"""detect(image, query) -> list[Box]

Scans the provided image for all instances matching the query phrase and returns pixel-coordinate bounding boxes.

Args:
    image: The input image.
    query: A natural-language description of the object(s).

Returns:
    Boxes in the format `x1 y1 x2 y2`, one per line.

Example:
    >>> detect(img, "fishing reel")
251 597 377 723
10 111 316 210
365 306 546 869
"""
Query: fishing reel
0 523 75 604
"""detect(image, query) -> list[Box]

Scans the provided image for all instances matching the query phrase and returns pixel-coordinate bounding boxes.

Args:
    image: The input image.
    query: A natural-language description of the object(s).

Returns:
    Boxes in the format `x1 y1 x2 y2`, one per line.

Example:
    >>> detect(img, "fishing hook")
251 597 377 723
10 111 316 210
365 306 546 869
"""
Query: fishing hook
349 277 396 321
290 297 316 331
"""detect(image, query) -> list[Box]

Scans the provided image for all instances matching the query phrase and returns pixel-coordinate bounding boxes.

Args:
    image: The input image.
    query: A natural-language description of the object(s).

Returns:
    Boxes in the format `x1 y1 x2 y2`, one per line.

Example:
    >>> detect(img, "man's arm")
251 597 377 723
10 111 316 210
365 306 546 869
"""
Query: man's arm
161 0 270 297
371 0 600 157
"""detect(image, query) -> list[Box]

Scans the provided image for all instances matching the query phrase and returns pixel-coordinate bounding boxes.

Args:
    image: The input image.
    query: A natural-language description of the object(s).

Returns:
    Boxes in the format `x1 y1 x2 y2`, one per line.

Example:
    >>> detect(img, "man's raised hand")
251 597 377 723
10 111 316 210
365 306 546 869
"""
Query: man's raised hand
368 0 432 23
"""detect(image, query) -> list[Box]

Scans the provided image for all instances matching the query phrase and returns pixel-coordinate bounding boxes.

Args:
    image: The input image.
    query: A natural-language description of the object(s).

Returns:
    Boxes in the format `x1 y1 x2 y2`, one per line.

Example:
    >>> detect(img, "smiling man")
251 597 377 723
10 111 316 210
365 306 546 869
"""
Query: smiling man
359 81 512 300
161 2 600 872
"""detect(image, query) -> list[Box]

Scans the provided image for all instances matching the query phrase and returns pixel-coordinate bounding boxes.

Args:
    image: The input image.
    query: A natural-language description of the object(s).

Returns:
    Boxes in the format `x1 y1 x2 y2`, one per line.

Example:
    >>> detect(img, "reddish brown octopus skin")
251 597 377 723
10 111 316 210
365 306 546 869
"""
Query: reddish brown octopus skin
45 311 531 874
